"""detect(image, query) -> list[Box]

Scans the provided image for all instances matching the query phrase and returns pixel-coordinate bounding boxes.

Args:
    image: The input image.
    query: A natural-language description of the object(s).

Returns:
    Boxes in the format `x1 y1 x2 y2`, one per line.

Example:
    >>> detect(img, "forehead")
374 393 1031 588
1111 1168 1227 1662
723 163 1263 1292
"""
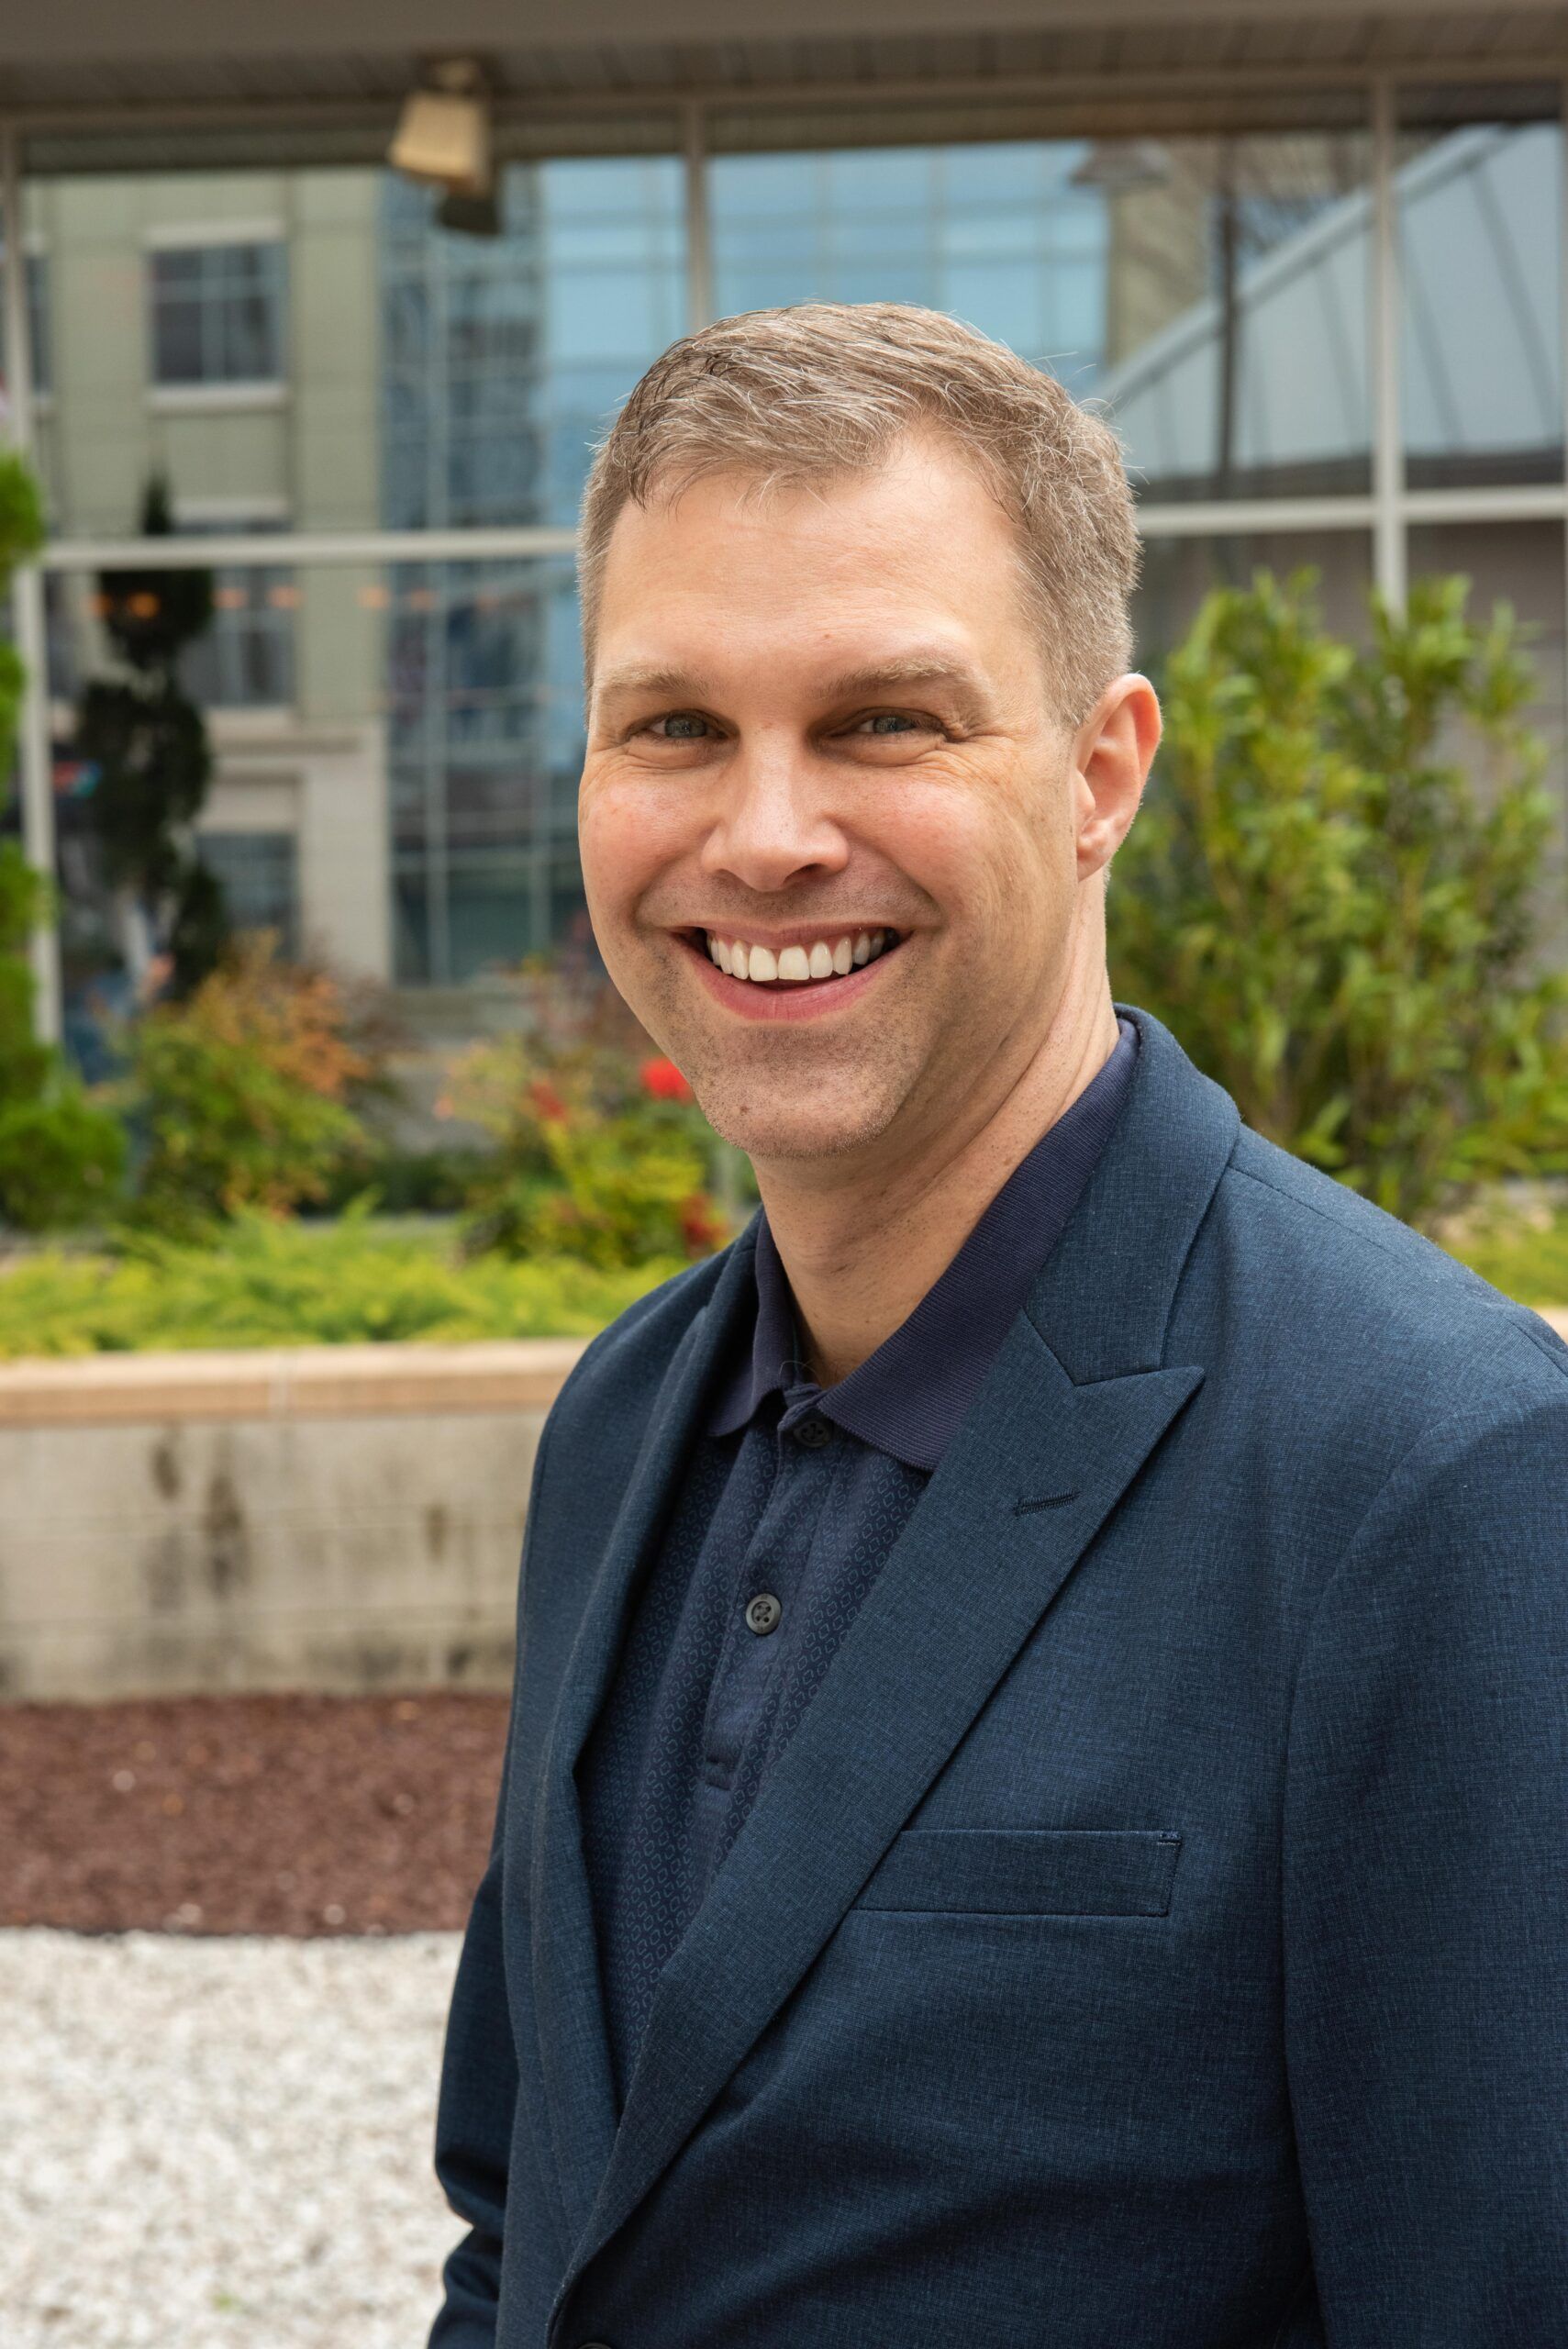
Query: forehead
592 435 1032 669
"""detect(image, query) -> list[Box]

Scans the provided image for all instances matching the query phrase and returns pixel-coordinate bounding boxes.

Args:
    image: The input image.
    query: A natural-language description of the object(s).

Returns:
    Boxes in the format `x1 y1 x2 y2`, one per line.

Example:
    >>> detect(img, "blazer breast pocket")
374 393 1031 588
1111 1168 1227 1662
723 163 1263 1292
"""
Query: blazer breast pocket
855 1826 1183 1918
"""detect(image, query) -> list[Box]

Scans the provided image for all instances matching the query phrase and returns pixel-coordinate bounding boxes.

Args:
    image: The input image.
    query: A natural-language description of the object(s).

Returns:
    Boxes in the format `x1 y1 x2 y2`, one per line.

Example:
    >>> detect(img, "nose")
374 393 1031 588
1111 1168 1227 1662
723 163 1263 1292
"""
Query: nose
698 732 850 895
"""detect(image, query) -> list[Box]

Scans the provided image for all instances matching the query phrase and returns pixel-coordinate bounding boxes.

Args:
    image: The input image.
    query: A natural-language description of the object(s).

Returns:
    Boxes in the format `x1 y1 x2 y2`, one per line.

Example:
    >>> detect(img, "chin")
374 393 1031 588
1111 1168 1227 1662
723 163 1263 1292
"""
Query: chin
694 1073 903 1166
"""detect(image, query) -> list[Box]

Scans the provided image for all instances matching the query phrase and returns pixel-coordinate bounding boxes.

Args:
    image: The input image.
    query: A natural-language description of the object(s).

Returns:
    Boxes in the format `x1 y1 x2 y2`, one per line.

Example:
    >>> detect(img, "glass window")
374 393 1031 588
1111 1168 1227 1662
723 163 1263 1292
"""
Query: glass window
384 555 584 982
149 240 286 386
174 520 297 711
710 131 1372 505
0 248 51 395
195 831 299 954
379 156 685 529
1398 85 1563 490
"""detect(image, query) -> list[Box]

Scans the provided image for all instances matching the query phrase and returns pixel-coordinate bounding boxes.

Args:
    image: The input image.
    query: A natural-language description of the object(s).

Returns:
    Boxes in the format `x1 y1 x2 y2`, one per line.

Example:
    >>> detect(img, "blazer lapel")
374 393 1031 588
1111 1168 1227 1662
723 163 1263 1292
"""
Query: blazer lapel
549 1006 1240 2315
527 1234 759 2247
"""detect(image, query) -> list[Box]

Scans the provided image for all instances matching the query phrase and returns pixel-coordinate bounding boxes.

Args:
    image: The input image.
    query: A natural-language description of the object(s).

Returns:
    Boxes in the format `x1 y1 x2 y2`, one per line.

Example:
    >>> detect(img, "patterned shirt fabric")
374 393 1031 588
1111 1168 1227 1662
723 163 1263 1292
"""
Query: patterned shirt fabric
577 1017 1140 2110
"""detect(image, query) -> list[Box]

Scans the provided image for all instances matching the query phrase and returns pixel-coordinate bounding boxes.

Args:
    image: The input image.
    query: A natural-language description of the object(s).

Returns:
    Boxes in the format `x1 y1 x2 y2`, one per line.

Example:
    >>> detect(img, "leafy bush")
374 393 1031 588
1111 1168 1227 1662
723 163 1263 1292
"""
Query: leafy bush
0 454 128 1232
0 1204 679 1357
442 1029 726 1268
123 931 371 1229
1110 572 1568 1228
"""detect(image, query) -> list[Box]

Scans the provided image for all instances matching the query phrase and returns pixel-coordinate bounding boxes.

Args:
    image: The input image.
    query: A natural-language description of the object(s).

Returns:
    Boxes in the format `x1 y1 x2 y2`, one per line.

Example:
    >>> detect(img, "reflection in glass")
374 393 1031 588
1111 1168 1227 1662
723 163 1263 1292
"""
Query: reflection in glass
1398 91 1563 490
379 158 685 531
710 132 1372 505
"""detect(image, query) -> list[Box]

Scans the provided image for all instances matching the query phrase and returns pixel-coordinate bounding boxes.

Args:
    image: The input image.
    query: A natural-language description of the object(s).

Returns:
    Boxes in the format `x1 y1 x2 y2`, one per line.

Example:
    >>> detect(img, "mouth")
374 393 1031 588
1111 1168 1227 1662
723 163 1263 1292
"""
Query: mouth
677 924 906 1020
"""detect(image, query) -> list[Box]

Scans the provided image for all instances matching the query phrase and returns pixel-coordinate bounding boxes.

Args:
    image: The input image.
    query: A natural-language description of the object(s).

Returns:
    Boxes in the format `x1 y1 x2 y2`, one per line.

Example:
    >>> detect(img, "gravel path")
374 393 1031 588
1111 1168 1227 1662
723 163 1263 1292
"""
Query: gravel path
2 1928 467 2348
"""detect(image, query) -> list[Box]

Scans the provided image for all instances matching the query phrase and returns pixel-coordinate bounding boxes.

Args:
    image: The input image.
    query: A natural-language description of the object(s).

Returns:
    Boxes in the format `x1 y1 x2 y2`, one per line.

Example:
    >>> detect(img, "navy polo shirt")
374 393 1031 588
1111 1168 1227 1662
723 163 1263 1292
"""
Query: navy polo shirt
578 1017 1139 2107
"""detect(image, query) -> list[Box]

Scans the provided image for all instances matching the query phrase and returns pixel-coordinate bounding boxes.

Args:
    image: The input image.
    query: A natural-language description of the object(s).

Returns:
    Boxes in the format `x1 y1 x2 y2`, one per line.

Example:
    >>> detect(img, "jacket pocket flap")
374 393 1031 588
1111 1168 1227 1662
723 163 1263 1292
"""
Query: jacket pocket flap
857 1827 1183 1917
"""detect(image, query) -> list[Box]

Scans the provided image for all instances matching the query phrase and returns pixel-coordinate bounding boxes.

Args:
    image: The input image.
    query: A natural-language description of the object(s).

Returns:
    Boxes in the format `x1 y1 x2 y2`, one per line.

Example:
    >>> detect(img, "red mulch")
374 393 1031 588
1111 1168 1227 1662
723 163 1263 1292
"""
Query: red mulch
0 1691 509 1936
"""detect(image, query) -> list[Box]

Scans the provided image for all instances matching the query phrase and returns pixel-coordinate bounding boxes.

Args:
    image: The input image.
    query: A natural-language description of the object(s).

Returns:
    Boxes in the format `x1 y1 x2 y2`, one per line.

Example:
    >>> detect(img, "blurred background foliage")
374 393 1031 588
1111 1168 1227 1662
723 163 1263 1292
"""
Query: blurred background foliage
1109 570 1568 1229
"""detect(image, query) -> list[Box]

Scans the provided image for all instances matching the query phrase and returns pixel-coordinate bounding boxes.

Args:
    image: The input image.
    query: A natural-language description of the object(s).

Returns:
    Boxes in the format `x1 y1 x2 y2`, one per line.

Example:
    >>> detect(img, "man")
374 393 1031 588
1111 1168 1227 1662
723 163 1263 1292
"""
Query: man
430 304 1568 2347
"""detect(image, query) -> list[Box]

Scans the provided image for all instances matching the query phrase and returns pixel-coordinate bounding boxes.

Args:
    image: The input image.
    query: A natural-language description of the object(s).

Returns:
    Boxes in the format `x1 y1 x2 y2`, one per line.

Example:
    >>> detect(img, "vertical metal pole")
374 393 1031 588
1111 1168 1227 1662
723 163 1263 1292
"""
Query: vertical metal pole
684 102 713 335
1370 78 1407 614
0 119 61 1044
1559 77 1568 887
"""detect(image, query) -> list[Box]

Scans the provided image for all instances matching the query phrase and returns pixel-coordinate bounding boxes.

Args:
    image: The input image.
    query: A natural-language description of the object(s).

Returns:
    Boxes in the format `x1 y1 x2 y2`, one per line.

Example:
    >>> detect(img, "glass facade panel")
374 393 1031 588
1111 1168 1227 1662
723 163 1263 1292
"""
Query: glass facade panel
1399 86 1563 490
387 557 584 983
710 130 1373 503
379 157 685 529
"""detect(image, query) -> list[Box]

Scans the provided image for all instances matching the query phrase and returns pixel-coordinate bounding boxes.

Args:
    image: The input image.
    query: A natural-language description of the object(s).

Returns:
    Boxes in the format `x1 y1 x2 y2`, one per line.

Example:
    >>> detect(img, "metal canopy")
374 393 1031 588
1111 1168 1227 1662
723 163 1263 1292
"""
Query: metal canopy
3 5 1567 163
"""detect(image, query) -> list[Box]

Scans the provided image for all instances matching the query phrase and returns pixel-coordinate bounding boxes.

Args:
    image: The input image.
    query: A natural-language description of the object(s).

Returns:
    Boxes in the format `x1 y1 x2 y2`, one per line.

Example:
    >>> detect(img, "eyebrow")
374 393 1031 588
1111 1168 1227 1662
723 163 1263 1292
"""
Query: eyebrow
814 655 992 720
594 661 712 705
593 650 993 720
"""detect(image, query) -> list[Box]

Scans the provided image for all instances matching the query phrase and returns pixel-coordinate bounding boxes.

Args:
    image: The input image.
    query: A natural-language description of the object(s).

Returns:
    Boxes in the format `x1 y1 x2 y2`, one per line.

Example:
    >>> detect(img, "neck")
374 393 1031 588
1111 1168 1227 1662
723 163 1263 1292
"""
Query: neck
753 962 1122 1389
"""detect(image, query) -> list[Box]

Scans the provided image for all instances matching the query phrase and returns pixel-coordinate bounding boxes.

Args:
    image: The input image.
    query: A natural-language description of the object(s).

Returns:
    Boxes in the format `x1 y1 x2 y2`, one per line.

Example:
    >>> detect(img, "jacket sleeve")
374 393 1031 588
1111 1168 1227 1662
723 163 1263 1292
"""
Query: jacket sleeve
428 1428 550 2348
1283 1367 1568 2343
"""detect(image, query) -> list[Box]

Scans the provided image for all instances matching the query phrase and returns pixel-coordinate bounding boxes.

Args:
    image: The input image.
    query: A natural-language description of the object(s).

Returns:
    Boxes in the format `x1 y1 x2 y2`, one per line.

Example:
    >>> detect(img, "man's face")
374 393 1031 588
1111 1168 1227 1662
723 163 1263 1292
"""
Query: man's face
579 433 1139 1169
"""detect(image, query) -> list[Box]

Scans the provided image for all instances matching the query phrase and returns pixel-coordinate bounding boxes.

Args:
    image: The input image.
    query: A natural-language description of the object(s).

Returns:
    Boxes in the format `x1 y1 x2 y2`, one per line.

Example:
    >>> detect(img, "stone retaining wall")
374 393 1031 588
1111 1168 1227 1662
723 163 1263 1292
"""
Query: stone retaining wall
0 1342 585 1703
4 1309 1565 1704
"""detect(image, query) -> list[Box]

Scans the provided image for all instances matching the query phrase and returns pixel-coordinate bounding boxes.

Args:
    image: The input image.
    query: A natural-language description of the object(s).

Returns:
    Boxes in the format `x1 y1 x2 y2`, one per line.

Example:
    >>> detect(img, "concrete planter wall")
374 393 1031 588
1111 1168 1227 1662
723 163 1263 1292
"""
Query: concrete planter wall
0 1341 585 1704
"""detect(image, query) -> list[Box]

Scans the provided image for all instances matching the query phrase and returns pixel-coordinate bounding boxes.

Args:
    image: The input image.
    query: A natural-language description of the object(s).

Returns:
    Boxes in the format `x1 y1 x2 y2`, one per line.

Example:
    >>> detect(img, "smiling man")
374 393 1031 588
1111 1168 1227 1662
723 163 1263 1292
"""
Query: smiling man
430 306 1568 2349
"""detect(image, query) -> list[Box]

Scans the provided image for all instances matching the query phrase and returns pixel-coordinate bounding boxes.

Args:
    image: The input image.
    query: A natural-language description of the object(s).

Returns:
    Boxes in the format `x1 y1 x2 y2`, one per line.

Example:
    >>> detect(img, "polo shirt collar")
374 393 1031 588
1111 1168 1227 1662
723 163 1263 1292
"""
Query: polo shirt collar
706 1015 1139 1472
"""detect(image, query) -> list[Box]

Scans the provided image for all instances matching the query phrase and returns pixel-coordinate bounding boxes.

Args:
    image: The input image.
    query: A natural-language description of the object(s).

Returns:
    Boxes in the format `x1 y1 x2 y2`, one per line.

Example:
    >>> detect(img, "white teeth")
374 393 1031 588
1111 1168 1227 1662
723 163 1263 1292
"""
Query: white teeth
711 930 895 984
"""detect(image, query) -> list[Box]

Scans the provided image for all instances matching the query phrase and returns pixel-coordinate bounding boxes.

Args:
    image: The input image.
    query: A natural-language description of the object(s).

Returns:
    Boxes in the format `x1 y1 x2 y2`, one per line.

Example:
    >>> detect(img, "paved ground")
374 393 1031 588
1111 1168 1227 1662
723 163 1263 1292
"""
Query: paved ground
1 1928 467 2348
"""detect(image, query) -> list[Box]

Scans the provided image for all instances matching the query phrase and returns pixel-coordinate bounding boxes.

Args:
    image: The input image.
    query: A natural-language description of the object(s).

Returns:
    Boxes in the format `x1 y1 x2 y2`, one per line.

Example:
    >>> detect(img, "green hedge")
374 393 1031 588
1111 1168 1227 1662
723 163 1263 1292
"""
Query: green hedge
0 1208 680 1358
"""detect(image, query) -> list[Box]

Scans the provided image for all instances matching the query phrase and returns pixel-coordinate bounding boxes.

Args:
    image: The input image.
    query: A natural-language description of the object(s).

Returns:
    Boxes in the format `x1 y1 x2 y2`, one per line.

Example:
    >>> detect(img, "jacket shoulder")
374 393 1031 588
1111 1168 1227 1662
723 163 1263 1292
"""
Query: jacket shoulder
1208 1124 1568 1405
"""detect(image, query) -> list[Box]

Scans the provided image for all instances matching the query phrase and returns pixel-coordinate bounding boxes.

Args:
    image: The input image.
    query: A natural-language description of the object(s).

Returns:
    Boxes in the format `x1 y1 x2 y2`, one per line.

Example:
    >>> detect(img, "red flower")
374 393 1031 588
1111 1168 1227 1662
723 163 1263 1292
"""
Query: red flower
639 1055 694 1103
528 1078 568 1121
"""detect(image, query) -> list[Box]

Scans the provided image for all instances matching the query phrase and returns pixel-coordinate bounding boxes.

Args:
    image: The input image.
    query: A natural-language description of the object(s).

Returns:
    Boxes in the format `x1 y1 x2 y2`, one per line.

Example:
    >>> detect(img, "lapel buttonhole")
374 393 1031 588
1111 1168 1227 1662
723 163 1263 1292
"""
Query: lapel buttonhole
1015 1489 1079 1514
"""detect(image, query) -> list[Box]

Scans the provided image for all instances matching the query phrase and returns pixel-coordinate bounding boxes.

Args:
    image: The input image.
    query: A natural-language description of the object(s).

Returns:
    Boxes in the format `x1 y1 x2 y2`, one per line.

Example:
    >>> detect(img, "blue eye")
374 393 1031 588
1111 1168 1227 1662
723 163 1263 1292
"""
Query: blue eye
862 712 919 735
657 712 711 740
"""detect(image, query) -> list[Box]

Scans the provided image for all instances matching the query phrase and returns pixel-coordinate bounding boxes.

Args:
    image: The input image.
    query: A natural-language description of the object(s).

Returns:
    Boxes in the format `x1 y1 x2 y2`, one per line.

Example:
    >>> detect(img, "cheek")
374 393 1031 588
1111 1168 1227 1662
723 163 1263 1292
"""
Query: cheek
578 777 683 918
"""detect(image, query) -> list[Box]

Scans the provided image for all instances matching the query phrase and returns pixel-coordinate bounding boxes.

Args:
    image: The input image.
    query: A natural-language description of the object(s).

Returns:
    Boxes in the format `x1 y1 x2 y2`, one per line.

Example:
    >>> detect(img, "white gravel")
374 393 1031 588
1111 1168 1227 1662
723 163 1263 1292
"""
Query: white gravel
1 1928 469 2348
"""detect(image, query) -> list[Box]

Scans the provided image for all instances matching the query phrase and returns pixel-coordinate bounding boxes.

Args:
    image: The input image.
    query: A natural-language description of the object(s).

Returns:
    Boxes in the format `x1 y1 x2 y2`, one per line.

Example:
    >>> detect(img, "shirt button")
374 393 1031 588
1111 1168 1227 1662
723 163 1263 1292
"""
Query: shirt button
745 1590 783 1636
793 1414 833 1449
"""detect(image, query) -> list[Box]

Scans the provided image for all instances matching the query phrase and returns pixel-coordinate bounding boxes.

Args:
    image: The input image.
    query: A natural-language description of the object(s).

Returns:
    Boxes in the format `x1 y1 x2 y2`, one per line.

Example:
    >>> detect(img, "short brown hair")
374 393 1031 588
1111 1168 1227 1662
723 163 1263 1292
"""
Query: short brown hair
578 301 1139 721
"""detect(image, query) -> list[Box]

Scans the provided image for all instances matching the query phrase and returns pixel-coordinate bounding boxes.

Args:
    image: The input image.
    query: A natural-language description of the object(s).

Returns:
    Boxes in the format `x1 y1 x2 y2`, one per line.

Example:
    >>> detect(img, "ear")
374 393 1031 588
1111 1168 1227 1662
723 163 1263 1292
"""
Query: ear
1070 674 1162 881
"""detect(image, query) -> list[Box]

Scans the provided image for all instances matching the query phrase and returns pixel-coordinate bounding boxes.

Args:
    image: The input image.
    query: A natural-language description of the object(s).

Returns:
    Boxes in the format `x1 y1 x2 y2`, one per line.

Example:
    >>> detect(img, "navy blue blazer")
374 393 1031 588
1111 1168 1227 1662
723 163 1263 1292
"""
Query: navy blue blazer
430 1003 1568 2348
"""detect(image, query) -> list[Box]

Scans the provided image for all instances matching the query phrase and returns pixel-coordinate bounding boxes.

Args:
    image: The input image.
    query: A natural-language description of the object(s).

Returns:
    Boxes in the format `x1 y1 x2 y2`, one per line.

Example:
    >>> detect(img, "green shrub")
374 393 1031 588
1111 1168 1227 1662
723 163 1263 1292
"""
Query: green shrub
0 1087 127 1232
124 932 370 1230
443 1032 726 1267
1110 571 1568 1228
0 1205 679 1357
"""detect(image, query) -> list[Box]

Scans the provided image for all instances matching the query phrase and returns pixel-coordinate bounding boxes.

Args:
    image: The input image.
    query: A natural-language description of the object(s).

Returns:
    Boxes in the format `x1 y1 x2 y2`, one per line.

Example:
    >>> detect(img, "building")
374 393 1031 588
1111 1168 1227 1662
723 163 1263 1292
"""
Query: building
3 5 1567 1024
